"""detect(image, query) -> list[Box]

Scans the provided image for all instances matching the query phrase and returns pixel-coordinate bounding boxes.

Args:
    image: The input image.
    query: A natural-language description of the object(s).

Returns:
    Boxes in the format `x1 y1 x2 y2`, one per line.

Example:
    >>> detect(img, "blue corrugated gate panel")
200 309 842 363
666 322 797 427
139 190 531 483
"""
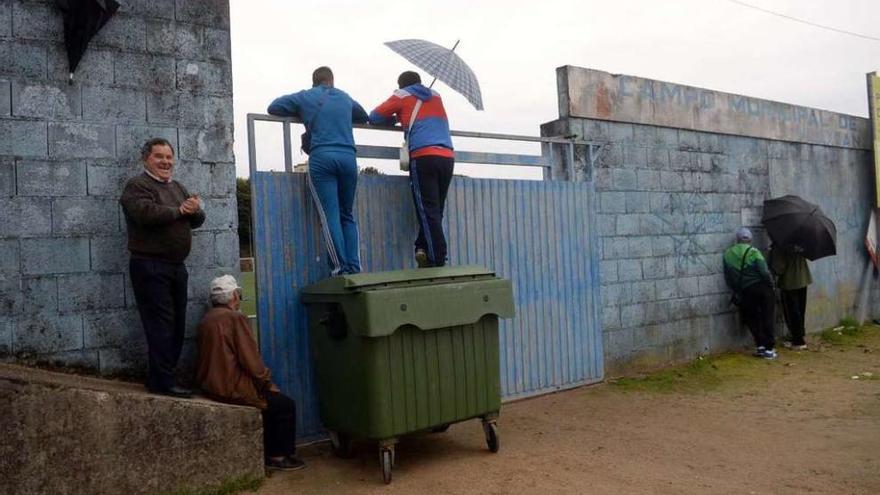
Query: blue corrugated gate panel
253 173 603 440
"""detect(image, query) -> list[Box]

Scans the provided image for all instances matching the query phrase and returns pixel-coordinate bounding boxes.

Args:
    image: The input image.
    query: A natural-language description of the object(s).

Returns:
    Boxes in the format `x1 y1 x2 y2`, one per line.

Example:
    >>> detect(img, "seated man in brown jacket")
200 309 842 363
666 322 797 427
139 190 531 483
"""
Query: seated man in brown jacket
196 275 305 471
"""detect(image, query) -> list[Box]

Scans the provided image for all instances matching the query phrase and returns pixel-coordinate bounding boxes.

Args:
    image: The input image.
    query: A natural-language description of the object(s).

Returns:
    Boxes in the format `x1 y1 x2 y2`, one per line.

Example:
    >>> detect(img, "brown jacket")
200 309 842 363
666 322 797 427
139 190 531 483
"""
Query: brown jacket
196 307 271 409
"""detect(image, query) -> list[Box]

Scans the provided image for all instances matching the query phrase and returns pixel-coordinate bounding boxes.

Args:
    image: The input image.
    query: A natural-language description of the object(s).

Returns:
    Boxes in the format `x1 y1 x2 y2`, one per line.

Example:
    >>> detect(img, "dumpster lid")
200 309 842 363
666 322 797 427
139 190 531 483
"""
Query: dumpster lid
302 265 497 294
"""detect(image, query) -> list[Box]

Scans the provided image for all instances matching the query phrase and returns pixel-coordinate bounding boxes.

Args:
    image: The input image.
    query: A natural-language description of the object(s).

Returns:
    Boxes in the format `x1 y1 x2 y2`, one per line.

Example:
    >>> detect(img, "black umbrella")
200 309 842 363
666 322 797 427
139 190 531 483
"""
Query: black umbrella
761 195 837 261
55 0 120 83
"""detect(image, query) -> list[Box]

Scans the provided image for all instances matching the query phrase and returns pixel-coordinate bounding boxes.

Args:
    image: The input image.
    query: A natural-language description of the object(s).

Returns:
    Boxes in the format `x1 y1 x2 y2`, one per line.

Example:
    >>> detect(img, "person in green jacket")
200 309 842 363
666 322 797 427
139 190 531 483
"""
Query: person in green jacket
769 246 812 350
723 227 777 359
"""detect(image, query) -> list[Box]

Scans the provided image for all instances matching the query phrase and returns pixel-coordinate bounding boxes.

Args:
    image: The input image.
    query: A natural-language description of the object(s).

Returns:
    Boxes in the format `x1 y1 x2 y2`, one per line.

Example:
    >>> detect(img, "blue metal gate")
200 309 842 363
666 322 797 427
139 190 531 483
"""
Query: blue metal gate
252 172 603 440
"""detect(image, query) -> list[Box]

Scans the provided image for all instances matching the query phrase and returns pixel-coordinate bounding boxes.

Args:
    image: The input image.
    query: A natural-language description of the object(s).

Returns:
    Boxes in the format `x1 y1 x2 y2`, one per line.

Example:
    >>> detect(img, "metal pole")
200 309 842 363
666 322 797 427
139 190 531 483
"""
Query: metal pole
428 39 460 89
282 121 293 173
247 114 257 176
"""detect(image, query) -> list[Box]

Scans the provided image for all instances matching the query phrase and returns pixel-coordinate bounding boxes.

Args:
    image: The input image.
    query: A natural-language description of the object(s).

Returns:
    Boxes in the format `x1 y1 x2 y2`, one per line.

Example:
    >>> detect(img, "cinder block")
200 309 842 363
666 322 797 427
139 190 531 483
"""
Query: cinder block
594 168 612 190
644 302 670 325
0 318 11 355
185 301 208 338
0 1 9 37
82 86 146 123
628 237 652 258
646 148 669 169
605 122 633 144
87 164 140 197
678 130 700 151
11 1 62 40
676 276 701 298
48 123 115 159
204 27 231 61
0 239 19 275
92 13 146 50
598 214 616 236
179 94 233 127
175 0 230 28
200 197 236 231
214 230 239 268
603 328 633 360
11 81 80 119
0 277 22 317
580 119 610 142
698 273 727 295
48 46 113 85
174 22 204 59
114 53 176 91
185 266 229 300
210 162 236 196
185 231 215 268
659 171 684 190
21 276 57 315
146 91 178 124
0 40 47 78
639 213 667 235
179 126 234 162
53 198 121 235
115 125 178 165
146 18 175 55
596 144 622 169
600 259 618 283
0 158 13 195
631 125 657 147
90 235 129 272
612 169 638 190
0 79 9 116
631 280 656 303
599 191 626 214
602 283 632 306
615 214 640 236
176 59 231 94
172 160 212 198
698 133 723 154
0 198 52 237
602 306 621 331
58 273 126 313
636 169 660 191
652 236 674 256
21 237 89 275
669 150 699 171
99 346 148 375
13 314 83 355
618 259 643 282
15 161 87 196
641 257 669 279
622 146 647 169
655 278 678 300
0 120 48 157
620 304 646 328
625 192 649 213
119 0 175 19
648 193 670 213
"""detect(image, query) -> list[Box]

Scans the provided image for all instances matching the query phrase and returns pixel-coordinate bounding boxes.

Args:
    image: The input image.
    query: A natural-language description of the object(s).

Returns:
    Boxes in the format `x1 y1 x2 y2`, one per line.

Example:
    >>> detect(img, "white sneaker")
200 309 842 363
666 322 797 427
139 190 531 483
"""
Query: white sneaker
761 348 778 360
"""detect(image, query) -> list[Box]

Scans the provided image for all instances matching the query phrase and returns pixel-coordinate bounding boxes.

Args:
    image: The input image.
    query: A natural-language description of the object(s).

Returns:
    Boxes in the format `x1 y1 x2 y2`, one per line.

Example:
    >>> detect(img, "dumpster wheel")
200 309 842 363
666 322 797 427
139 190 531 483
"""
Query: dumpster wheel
379 445 394 484
329 431 353 459
482 419 499 453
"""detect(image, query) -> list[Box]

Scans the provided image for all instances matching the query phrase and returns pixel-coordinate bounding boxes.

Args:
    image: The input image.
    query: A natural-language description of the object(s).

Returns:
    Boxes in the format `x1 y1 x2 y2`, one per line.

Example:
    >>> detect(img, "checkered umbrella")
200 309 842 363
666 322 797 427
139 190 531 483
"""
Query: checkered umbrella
384 39 484 110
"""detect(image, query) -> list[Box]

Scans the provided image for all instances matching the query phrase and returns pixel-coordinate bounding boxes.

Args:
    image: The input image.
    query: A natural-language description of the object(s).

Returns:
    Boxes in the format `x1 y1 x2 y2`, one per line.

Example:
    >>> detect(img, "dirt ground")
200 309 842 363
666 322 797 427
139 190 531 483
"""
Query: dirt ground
252 326 880 495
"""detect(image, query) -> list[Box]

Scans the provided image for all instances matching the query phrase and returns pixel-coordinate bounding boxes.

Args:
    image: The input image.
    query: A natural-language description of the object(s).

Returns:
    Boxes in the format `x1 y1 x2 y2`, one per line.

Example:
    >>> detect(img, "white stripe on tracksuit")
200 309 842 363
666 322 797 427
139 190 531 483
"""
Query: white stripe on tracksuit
307 172 343 275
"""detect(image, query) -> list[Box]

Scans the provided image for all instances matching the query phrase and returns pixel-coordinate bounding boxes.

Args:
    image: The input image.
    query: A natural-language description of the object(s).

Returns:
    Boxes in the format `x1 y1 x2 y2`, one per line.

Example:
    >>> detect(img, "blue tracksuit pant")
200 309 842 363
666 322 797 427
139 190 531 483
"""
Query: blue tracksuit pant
307 150 361 275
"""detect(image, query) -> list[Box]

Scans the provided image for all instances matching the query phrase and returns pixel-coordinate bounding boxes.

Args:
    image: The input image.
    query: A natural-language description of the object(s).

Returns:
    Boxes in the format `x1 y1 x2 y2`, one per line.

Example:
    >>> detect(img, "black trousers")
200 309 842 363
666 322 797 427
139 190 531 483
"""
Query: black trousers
263 391 297 458
410 155 454 267
740 283 776 350
129 258 188 391
781 287 808 345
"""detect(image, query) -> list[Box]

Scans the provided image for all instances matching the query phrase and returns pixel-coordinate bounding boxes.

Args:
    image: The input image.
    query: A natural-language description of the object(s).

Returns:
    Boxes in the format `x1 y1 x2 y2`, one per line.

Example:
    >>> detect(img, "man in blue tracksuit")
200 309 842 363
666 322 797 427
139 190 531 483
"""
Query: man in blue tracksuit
268 67 369 275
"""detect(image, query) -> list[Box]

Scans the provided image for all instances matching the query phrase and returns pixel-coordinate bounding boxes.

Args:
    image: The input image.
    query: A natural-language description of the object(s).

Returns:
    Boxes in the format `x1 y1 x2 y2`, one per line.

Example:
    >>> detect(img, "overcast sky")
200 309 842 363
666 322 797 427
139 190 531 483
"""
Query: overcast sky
229 0 879 179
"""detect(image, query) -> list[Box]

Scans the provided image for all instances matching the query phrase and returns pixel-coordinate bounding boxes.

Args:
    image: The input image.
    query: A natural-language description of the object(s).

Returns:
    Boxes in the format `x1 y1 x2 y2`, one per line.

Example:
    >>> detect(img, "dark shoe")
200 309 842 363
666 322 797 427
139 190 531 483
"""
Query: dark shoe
415 249 430 268
266 457 306 471
149 385 193 399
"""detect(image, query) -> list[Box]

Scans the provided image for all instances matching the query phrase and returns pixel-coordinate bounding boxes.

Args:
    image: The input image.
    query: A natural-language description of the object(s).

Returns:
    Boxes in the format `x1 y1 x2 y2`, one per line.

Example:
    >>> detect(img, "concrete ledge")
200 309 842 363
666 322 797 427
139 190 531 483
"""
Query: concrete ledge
0 364 263 494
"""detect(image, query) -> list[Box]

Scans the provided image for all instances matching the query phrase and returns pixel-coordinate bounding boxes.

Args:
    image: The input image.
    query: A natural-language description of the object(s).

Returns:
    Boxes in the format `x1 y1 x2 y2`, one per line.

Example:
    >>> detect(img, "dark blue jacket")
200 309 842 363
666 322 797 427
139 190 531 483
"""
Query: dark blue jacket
267 84 368 154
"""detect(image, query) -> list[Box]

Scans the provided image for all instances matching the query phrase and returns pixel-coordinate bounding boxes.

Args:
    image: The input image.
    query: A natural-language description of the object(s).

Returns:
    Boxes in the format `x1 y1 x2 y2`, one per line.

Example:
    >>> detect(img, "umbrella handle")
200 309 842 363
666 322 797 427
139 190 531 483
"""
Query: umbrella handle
428 39 461 90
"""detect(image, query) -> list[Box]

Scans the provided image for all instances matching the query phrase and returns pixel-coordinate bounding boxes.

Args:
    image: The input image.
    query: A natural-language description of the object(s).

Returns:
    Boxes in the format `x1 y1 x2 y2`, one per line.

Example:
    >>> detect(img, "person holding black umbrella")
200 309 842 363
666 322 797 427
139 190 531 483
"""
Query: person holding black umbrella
723 227 777 359
769 246 812 350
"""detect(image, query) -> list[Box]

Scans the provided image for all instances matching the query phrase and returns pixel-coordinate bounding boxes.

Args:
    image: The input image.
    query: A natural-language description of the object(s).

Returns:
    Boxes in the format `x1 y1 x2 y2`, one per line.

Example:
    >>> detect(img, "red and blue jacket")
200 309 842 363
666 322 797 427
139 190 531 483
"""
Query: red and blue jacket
369 84 454 159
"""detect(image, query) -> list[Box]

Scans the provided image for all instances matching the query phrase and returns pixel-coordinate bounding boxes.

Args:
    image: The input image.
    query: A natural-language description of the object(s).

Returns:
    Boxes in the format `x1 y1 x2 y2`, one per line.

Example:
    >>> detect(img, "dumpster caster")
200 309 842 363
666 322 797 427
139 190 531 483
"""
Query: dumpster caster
482 419 499 453
379 445 394 484
329 431 353 459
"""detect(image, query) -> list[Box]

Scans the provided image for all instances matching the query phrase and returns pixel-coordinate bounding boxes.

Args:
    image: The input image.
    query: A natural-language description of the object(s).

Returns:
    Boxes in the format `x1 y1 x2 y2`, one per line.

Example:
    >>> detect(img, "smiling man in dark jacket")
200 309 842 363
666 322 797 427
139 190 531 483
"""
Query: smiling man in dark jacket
369 71 455 268
120 138 205 397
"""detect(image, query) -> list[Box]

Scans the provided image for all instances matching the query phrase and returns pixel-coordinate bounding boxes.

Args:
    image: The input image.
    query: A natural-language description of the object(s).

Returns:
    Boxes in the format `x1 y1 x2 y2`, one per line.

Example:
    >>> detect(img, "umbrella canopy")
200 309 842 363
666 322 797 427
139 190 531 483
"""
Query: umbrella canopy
384 39 484 110
55 0 120 82
761 195 837 261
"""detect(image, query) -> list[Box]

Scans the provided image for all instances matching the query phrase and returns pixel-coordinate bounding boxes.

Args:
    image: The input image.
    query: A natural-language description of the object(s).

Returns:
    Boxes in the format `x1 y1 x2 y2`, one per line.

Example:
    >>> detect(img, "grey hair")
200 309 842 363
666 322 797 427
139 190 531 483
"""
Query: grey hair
210 289 235 306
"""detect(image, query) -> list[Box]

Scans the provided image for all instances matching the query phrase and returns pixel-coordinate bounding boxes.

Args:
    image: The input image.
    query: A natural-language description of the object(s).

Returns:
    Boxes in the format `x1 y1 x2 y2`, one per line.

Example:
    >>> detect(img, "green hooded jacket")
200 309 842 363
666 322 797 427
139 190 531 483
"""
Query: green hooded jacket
723 243 773 292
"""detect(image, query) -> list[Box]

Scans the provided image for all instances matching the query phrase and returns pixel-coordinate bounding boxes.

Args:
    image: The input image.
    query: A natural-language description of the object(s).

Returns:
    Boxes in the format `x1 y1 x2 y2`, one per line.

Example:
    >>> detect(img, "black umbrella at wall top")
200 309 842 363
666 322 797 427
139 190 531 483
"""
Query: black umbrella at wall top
761 195 837 261
55 0 120 84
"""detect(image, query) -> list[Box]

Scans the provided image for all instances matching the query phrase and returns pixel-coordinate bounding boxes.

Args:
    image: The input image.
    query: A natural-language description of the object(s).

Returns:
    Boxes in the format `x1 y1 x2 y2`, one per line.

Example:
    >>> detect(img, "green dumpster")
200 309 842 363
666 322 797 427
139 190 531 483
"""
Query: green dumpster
301 265 515 483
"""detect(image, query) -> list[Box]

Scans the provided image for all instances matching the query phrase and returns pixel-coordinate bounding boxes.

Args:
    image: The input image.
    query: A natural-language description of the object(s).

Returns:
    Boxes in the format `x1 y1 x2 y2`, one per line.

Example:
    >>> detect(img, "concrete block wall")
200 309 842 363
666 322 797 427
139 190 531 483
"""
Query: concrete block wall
0 0 237 378
542 117 875 375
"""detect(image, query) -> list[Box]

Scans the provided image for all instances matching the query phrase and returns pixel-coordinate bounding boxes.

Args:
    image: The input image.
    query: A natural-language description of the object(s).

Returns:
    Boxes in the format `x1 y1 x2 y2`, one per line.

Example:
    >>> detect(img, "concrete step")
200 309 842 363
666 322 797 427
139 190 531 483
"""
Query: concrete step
0 363 263 494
